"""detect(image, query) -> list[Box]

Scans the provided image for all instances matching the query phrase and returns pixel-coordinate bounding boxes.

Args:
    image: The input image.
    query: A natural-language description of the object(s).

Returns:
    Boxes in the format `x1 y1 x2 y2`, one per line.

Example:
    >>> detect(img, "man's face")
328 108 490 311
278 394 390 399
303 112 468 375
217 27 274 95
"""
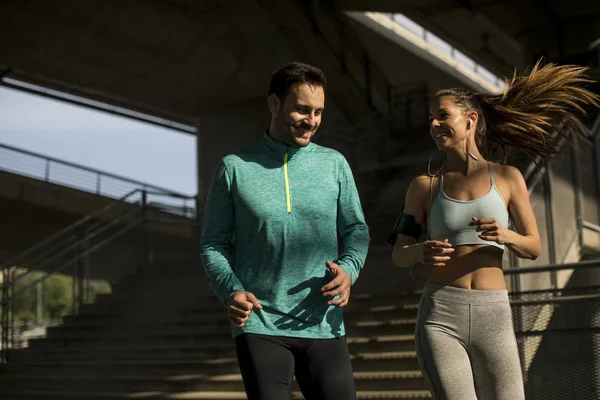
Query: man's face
269 83 325 147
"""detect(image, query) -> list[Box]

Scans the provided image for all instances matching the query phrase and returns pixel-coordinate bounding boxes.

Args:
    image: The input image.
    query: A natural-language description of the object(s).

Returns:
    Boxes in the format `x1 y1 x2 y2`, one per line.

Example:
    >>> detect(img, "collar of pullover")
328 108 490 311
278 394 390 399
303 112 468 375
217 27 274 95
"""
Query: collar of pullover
261 131 314 161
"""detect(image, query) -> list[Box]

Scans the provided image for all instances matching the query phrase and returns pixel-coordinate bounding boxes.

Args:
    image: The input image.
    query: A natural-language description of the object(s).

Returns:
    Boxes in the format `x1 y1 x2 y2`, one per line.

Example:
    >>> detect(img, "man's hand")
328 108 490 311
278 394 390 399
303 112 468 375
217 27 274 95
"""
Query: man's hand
227 291 262 328
320 261 351 308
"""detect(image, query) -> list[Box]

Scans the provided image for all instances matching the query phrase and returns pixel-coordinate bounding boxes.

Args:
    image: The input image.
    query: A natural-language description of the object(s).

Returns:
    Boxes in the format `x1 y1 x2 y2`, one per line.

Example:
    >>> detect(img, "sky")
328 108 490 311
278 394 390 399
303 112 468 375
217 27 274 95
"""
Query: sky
0 86 197 196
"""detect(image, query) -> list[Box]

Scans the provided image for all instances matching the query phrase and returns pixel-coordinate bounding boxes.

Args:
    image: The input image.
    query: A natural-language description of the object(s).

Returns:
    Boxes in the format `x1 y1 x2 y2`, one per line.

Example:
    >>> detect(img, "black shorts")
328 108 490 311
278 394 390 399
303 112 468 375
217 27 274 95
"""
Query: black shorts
235 333 356 400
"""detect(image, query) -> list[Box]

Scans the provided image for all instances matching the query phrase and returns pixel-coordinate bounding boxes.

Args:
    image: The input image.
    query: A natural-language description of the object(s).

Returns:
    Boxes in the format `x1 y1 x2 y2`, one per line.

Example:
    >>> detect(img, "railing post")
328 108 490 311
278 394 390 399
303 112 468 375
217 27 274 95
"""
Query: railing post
594 133 600 223
570 147 584 249
76 238 86 313
1 266 9 363
140 191 149 270
72 239 79 315
10 269 15 352
44 159 51 182
35 280 43 326
543 162 558 288
82 229 91 306
96 173 101 195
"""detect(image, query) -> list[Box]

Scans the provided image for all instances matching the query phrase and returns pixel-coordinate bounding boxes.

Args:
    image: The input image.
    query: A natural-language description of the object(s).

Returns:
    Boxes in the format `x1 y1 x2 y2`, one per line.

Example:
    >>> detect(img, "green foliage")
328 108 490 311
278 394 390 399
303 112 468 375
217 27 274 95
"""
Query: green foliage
0 269 111 326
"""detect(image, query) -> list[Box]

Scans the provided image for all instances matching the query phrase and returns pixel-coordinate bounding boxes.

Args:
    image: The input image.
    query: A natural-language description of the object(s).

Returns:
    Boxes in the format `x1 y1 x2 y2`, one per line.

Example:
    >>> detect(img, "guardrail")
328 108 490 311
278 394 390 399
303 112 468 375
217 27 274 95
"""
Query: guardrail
0 142 196 218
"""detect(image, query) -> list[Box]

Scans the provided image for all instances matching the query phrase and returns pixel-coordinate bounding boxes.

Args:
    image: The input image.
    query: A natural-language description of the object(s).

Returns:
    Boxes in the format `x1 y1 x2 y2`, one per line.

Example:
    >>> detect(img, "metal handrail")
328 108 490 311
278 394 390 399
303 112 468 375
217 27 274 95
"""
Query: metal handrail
11 205 143 288
504 259 600 275
508 112 600 270
1 189 142 269
11 209 145 297
0 142 195 203
583 221 600 233
510 293 600 307
1 187 196 361
516 327 600 337
3 187 196 270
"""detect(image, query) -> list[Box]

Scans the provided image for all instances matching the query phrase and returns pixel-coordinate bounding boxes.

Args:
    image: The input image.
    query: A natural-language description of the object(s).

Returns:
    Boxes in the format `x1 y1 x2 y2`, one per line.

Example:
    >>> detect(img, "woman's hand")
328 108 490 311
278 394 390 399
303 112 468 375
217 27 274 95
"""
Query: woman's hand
421 239 455 267
470 217 511 245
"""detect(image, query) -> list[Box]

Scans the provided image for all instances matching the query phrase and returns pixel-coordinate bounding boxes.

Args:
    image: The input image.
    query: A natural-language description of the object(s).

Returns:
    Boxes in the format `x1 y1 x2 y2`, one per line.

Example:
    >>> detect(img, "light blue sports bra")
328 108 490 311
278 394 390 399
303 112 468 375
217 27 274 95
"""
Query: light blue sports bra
427 163 509 250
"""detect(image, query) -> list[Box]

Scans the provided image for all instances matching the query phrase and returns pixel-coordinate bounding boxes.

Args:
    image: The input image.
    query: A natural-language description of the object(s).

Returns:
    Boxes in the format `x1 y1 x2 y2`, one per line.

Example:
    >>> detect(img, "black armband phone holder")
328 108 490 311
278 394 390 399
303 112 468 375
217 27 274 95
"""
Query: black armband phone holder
387 210 423 245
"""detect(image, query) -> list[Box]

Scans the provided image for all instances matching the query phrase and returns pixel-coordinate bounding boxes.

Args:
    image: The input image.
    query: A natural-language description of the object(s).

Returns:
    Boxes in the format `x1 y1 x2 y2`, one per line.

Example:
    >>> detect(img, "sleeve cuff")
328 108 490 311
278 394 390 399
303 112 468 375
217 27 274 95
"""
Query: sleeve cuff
336 261 358 285
222 285 245 305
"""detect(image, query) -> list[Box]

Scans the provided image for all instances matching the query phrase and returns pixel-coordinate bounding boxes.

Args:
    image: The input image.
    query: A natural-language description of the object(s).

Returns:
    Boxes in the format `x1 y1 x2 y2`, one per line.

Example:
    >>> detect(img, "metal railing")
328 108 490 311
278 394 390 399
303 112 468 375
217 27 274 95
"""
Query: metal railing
505 261 600 400
505 112 600 292
0 188 197 362
0 142 196 217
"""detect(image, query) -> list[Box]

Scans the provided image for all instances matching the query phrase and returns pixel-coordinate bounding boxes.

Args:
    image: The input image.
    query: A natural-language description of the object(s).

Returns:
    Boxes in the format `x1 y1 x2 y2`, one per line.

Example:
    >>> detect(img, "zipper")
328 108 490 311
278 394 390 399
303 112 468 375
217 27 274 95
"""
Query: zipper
283 150 292 214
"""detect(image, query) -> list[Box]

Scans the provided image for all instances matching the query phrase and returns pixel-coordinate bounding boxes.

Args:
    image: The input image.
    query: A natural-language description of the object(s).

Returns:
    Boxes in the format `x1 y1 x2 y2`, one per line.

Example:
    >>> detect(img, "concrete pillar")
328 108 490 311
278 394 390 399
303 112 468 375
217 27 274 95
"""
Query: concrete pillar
196 96 269 211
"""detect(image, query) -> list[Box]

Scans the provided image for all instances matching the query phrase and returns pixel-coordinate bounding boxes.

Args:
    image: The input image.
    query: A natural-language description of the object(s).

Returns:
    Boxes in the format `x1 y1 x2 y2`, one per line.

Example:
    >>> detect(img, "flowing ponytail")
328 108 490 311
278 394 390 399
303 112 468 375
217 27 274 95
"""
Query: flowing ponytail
437 60 600 162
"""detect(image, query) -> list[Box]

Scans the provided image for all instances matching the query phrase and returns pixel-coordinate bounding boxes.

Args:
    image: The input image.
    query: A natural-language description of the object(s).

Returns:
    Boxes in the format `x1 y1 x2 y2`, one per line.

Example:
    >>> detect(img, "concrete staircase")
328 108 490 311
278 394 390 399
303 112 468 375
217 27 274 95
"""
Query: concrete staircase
0 261 431 399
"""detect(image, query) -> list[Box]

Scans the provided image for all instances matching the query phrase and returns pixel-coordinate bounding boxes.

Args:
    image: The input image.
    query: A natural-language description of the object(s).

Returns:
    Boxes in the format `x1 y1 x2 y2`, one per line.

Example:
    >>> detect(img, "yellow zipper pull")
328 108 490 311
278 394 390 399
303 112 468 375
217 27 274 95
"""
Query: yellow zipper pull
284 151 292 214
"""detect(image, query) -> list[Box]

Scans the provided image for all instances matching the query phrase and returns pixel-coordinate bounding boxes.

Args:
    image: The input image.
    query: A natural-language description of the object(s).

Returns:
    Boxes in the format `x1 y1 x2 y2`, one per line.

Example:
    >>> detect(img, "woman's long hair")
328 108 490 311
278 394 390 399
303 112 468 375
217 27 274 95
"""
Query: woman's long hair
437 59 600 162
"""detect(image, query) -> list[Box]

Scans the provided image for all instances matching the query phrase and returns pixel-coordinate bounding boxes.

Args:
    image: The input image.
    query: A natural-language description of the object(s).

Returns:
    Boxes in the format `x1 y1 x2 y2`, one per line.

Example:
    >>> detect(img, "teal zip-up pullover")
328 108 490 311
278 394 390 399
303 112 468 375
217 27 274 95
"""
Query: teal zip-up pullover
200 133 370 339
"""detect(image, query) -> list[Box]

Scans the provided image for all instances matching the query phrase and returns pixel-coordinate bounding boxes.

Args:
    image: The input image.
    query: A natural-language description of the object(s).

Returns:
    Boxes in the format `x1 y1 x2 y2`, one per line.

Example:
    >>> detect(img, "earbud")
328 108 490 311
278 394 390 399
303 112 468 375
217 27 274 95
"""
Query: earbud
468 120 472 130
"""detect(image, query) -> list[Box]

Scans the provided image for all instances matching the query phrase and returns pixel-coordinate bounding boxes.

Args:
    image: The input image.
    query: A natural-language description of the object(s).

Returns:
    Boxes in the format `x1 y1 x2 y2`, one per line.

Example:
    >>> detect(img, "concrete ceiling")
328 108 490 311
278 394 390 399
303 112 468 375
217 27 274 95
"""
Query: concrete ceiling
0 0 299 126
340 0 600 76
3 0 598 129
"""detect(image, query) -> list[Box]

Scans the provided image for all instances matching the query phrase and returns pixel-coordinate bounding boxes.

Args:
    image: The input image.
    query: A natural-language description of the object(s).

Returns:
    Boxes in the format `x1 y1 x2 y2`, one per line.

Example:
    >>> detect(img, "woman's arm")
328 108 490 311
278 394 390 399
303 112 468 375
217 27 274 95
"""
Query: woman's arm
504 166 542 259
391 175 454 268
472 165 543 260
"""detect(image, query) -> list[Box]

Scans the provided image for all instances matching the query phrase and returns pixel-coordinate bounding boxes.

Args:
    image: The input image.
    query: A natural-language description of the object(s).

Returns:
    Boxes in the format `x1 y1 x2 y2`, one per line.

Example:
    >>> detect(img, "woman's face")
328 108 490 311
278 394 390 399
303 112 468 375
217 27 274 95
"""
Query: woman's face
429 96 474 152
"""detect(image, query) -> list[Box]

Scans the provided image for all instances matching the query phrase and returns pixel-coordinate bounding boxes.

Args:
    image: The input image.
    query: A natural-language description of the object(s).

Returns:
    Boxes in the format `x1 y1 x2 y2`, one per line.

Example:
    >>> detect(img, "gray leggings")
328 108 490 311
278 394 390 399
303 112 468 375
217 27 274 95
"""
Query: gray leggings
415 284 525 400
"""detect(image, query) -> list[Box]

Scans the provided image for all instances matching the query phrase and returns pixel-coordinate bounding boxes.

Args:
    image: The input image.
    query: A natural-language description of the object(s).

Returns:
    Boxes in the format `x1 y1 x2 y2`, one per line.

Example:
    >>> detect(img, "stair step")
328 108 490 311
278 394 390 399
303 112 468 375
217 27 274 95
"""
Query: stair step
176 305 419 324
348 294 422 310
58 308 419 332
0 250 430 398
0 370 427 392
63 305 419 330
48 320 231 337
28 333 236 349
13 334 416 362
347 319 417 336
45 323 231 339
88 294 223 309
43 317 416 341
1 351 419 376
0 390 431 400
349 334 416 353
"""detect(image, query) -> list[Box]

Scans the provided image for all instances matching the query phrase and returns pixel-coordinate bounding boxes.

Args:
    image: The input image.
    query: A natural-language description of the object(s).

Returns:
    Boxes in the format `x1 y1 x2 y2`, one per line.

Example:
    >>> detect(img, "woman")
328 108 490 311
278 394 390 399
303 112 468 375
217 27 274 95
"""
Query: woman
389 60 599 400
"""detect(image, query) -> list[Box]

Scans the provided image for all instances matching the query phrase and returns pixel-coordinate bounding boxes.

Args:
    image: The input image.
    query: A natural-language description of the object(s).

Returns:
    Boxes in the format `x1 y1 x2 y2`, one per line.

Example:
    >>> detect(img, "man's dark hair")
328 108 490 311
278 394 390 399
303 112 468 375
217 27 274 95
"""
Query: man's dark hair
268 62 327 101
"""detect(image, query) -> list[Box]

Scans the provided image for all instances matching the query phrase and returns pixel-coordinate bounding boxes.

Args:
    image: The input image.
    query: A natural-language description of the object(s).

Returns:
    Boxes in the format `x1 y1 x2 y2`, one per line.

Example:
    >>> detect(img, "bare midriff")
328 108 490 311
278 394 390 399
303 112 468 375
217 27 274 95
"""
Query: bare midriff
426 245 506 290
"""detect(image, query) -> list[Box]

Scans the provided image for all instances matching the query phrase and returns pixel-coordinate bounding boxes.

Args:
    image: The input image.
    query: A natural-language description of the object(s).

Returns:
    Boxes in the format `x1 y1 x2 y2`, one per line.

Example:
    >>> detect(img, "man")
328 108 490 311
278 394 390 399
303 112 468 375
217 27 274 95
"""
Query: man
200 62 370 400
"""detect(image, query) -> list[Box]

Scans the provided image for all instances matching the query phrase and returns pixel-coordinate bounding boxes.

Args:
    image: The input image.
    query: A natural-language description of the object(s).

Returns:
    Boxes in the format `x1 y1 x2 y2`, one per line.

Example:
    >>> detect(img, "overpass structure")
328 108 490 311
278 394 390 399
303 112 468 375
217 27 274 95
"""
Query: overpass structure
1 1 600 399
